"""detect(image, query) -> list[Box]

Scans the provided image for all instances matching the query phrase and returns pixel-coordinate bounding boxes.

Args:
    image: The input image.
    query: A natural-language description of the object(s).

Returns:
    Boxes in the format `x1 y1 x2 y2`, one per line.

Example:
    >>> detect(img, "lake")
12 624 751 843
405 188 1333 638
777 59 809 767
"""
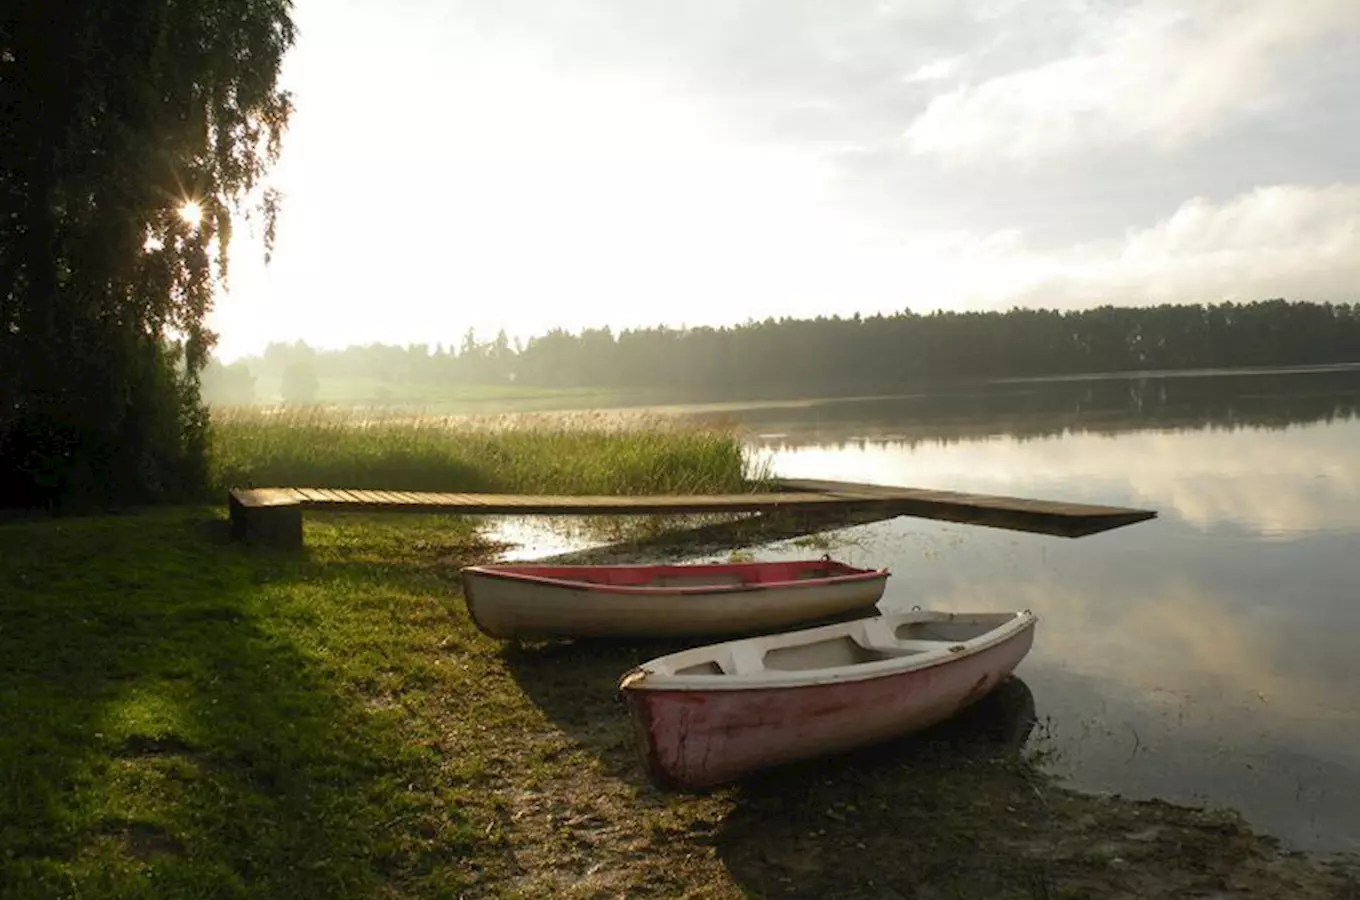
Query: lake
505 366 1360 854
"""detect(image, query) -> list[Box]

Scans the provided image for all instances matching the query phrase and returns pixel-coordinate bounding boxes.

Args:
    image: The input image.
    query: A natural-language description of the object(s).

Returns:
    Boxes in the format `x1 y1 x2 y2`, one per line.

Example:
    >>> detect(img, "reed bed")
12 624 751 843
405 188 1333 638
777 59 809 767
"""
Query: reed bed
208 405 768 496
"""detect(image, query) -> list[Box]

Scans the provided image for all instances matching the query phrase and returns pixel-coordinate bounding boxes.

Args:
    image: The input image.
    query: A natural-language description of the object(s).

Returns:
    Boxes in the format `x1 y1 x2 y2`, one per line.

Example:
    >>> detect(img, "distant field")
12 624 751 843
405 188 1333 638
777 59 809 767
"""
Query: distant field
244 362 1360 421
247 375 644 414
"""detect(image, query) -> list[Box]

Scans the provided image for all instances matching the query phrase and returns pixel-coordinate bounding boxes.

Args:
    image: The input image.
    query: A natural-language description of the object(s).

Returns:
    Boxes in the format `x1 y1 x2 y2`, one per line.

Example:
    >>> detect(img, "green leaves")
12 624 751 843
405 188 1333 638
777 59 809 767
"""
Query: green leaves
2 0 295 506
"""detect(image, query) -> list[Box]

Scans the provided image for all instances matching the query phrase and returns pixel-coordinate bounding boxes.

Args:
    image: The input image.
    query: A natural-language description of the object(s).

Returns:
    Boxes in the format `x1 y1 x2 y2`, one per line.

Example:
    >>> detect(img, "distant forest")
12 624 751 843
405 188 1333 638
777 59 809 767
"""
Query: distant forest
206 299 1360 404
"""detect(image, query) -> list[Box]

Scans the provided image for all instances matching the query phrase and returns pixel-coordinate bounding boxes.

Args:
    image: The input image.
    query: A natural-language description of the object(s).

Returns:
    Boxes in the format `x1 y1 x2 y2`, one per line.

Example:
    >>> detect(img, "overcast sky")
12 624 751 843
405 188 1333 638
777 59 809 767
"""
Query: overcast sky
209 0 1360 360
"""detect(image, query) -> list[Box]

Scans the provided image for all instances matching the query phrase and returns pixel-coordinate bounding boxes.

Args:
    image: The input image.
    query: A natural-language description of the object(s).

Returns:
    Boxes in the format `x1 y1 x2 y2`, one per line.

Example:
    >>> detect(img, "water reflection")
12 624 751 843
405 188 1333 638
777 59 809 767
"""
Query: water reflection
711 505 1360 852
766 422 1360 538
687 369 1360 853
481 370 1360 851
730 366 1360 448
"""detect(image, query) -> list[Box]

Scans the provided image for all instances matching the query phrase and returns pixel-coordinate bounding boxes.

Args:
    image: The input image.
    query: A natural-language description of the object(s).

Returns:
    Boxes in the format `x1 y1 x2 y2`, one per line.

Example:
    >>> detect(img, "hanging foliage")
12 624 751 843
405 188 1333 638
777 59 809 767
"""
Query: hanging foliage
0 0 295 506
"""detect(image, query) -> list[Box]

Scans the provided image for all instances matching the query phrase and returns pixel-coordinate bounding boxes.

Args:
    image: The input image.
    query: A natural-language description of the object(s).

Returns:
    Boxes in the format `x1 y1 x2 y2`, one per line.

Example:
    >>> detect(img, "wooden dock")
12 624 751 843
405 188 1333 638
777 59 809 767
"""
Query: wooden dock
228 480 1156 549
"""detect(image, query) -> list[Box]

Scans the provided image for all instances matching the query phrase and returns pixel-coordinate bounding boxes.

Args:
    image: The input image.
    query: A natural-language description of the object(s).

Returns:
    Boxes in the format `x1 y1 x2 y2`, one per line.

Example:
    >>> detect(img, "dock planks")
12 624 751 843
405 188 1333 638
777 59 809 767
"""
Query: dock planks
771 478 1158 536
227 480 1156 549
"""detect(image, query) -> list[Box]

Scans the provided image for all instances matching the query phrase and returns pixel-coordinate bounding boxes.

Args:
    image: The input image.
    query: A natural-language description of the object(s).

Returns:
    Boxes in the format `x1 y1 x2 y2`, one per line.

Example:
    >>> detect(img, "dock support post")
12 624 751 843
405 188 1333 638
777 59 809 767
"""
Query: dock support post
229 490 304 550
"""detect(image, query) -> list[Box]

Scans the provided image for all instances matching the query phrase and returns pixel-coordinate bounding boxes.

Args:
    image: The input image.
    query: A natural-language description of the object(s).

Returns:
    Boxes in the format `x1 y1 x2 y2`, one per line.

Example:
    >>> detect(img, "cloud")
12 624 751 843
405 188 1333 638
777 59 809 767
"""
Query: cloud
902 0 1360 165
215 174 1360 361
210 0 1360 358
863 183 1360 312
900 56 965 84
1017 183 1360 307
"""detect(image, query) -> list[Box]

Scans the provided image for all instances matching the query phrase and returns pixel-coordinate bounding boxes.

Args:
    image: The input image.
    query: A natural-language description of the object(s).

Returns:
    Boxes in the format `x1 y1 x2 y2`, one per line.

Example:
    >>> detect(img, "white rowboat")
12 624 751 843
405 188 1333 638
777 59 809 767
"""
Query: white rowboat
617 609 1037 788
460 558 889 640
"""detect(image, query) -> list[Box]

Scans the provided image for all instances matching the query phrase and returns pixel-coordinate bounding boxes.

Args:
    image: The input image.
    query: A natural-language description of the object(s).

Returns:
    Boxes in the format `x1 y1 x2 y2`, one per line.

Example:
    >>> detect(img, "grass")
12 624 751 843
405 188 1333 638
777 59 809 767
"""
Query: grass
2 510 1356 899
207 406 767 497
0 511 494 899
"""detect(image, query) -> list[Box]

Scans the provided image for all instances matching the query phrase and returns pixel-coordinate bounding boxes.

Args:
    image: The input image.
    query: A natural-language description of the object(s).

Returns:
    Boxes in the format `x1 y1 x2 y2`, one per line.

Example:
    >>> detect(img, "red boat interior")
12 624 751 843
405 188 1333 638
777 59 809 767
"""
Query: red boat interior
486 559 875 588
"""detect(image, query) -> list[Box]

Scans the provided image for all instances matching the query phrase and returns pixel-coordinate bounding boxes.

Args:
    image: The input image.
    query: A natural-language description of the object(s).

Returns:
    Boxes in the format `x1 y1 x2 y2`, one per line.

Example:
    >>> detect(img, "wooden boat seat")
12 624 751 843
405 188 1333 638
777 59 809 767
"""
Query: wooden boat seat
652 573 745 588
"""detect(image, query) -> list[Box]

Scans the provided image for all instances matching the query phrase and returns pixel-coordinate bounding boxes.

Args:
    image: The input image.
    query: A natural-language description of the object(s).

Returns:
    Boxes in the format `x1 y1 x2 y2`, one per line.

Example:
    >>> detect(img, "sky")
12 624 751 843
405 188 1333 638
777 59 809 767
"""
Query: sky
208 0 1360 361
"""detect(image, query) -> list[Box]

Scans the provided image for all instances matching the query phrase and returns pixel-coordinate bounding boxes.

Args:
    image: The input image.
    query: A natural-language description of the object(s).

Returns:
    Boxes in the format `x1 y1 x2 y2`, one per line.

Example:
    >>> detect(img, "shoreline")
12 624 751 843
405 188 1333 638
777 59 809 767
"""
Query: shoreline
0 507 1355 897
473 513 1354 897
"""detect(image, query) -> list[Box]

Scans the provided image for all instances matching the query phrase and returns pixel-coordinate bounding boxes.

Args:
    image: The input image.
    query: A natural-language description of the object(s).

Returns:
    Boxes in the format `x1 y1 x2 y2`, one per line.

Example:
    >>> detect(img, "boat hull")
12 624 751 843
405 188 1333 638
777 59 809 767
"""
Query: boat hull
462 562 889 640
620 617 1035 789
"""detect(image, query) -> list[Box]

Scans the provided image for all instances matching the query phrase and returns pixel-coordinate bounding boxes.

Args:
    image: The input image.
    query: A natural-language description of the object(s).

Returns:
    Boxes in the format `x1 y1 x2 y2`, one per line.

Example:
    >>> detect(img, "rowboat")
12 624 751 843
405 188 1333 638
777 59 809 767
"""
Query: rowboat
617 608 1037 789
460 558 889 640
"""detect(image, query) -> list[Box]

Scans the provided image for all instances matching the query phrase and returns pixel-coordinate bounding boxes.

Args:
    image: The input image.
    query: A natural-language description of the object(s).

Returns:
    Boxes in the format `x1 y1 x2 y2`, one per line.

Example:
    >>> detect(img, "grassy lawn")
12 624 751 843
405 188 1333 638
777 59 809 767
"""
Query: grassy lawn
1 511 491 898
2 509 1356 899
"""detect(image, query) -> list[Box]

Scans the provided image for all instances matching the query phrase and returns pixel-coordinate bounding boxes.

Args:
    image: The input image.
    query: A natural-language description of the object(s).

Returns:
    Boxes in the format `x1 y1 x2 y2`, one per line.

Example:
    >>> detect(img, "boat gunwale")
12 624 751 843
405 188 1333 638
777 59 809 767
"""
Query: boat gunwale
617 610 1037 692
460 560 890 597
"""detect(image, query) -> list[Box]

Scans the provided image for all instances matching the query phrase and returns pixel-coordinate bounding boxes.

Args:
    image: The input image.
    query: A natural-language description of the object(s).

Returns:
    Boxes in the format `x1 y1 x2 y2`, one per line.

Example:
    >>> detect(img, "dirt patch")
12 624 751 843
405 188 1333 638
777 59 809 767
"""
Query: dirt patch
112 735 200 758
716 755 1359 899
96 820 185 862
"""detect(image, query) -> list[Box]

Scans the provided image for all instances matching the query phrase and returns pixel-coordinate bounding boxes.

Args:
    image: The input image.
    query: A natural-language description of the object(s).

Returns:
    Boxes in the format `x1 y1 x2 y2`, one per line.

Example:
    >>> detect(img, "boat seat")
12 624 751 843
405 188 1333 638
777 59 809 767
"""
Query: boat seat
893 640 958 653
728 645 767 675
858 619 953 655
858 618 901 649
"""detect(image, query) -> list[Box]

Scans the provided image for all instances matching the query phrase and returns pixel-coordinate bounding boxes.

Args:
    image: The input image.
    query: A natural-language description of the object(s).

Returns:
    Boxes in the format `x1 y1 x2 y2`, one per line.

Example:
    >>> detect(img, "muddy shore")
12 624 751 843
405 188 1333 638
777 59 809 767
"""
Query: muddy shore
477 512 1359 898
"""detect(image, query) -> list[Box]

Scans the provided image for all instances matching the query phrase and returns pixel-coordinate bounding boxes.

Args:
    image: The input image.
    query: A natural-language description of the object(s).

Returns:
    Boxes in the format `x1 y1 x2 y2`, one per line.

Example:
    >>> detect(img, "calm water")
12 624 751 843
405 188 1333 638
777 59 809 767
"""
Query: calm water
503 367 1360 853
736 368 1360 855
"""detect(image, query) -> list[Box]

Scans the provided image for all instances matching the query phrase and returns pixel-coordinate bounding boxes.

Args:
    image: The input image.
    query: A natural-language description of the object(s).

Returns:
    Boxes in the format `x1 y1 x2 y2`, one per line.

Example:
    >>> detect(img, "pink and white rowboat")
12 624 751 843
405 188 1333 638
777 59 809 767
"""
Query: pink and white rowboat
461 558 889 640
618 609 1037 789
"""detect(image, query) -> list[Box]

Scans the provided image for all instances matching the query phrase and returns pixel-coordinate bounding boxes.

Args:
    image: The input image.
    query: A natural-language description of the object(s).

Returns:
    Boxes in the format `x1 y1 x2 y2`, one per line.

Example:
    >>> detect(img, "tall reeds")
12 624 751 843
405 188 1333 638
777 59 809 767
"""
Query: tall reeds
208 406 768 496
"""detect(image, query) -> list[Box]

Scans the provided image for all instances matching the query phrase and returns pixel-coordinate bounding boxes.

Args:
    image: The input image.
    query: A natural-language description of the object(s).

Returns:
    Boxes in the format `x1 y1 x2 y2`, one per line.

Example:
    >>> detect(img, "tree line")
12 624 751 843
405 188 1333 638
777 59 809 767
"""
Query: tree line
217 299 1360 404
